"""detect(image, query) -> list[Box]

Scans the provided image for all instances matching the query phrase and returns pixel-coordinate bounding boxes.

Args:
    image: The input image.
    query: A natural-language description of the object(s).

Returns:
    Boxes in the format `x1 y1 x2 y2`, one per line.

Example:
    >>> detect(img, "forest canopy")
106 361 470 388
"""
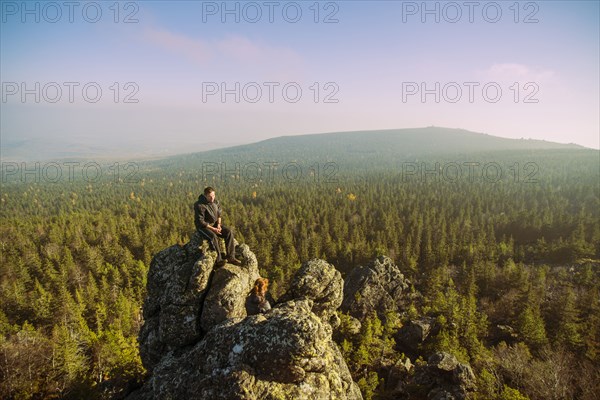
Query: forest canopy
1 143 599 399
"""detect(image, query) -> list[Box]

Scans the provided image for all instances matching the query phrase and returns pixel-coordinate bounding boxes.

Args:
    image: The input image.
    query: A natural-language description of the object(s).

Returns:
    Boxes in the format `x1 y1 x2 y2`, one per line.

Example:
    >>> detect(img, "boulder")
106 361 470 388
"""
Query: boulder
396 316 437 354
139 236 216 372
385 356 413 395
200 247 260 331
341 256 411 322
148 300 360 399
278 258 344 328
413 352 477 400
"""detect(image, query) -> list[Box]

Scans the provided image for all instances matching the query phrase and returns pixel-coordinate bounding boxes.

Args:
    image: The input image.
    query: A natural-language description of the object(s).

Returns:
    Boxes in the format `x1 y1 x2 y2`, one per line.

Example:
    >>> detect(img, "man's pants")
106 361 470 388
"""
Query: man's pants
197 225 235 263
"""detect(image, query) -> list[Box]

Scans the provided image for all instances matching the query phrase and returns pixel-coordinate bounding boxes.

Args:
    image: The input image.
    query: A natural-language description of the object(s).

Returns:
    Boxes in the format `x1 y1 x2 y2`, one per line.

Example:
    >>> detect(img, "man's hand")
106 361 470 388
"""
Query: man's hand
212 224 222 234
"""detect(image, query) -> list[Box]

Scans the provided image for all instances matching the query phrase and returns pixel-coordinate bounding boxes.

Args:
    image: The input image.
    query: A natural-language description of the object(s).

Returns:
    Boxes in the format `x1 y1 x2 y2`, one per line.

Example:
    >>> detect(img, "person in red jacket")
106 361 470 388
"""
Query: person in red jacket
194 186 242 267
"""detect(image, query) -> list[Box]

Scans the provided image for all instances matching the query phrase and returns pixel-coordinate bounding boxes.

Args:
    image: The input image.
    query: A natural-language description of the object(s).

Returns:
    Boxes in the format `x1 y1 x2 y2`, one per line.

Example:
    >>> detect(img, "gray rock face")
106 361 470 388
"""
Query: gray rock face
278 258 344 328
131 235 362 400
200 250 260 331
150 300 360 399
341 256 411 321
385 356 414 394
396 316 438 354
414 352 477 400
138 237 216 373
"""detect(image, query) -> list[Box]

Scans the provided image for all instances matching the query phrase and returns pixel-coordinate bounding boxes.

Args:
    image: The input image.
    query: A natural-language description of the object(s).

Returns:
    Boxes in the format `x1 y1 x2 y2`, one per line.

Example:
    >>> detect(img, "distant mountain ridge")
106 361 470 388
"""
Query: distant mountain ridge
174 127 588 164
3 127 589 163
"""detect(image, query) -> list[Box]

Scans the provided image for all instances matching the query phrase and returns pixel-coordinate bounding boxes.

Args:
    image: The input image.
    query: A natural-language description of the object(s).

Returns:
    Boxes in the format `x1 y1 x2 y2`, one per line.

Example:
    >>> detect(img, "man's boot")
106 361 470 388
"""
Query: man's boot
227 257 242 266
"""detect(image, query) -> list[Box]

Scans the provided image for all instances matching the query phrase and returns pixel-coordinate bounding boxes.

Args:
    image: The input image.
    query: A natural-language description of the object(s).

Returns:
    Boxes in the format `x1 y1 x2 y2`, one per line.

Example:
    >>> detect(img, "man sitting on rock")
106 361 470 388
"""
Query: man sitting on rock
194 186 242 267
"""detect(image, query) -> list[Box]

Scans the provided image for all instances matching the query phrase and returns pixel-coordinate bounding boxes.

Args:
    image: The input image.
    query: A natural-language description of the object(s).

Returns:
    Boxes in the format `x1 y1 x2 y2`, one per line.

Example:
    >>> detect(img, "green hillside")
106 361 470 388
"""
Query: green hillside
0 129 598 400
175 127 584 160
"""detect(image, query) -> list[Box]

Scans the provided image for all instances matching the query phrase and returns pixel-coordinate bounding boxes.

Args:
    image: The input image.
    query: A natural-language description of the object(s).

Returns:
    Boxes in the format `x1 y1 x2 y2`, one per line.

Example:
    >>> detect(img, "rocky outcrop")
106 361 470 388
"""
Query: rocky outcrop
278 258 344 328
138 238 214 372
200 244 260 331
395 316 439 356
384 352 477 399
132 239 476 400
130 234 362 400
413 352 477 400
148 300 360 399
384 355 414 394
338 256 478 399
341 256 412 321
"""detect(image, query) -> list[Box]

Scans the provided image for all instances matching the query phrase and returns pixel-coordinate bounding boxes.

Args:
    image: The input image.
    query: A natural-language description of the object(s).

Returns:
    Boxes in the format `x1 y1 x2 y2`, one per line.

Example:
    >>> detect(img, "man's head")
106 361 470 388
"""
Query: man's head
204 187 216 203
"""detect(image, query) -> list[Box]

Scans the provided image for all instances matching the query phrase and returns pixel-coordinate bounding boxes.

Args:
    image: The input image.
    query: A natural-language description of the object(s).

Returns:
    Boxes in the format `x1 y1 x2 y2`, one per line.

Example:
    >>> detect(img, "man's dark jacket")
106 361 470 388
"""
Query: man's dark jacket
194 194 222 231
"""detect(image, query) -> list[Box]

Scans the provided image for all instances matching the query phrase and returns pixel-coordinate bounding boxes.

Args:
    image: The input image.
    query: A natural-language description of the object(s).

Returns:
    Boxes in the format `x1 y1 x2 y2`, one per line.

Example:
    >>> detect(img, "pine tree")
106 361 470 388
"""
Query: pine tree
554 286 583 350
50 323 89 394
517 302 548 350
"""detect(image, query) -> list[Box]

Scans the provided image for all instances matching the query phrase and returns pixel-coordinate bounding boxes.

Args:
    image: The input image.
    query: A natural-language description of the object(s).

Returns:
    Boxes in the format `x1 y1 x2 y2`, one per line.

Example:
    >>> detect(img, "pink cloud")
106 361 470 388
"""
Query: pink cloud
483 63 555 82
144 28 303 75
145 28 212 64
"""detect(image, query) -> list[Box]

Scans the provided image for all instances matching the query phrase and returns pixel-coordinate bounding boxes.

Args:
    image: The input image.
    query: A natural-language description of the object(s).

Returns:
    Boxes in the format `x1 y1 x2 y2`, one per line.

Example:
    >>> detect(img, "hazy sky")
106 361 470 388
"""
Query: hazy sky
1 0 599 158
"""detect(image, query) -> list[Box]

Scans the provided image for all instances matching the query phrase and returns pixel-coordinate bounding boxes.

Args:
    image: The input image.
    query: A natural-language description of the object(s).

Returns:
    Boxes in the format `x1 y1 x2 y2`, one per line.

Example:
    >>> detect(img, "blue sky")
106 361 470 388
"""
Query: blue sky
1 0 599 159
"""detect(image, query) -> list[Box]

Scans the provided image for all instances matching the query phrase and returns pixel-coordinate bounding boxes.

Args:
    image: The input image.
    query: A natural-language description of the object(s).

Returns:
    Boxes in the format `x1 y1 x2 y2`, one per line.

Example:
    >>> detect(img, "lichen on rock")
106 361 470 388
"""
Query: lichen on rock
340 256 412 322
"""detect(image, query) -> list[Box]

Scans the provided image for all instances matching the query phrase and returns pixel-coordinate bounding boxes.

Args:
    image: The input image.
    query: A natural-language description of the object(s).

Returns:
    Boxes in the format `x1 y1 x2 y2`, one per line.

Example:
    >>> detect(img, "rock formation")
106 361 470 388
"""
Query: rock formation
129 233 362 400
395 316 440 356
340 256 413 321
278 258 344 329
383 352 477 399
338 257 478 400
131 233 479 400
413 352 477 400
